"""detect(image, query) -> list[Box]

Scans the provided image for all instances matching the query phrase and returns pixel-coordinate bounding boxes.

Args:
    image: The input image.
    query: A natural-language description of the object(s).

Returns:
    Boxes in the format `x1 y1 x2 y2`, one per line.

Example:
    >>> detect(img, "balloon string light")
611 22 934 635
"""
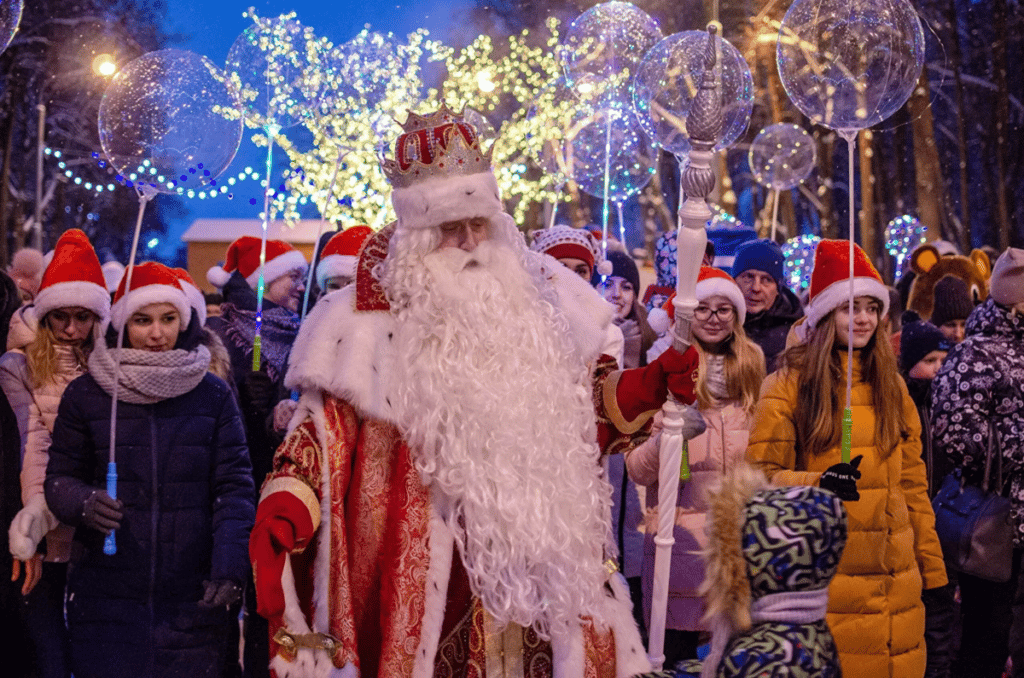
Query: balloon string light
300 148 345 322
770 187 781 241
841 130 856 464
253 125 281 372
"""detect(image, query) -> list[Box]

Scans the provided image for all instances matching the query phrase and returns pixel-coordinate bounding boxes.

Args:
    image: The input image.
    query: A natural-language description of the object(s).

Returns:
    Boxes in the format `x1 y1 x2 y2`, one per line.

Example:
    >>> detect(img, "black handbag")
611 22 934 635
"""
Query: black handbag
931 424 1014 583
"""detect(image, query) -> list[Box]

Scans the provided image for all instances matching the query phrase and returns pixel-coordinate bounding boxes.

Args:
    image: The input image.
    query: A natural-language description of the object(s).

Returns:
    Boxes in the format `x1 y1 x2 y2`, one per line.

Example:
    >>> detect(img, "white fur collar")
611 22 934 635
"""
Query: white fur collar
284 260 613 423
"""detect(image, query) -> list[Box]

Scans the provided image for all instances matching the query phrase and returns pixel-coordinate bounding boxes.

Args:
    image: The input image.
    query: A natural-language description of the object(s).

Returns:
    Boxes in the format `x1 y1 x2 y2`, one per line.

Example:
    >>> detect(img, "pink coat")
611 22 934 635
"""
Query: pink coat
626 402 752 631
0 343 83 562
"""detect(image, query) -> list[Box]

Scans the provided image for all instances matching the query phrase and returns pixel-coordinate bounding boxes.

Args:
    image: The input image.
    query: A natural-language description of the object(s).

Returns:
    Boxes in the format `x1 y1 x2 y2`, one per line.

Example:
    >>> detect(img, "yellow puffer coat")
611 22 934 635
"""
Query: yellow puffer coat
746 352 947 678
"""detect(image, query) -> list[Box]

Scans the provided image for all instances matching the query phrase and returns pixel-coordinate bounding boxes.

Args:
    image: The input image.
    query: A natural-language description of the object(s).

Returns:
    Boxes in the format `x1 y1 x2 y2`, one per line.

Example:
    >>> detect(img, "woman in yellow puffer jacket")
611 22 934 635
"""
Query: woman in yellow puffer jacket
746 240 946 678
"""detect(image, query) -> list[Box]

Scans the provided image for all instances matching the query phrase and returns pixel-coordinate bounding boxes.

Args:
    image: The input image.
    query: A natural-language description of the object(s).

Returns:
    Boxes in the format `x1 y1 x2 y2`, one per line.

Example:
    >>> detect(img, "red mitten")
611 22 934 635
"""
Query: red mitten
613 345 700 424
657 345 700 405
249 492 316 622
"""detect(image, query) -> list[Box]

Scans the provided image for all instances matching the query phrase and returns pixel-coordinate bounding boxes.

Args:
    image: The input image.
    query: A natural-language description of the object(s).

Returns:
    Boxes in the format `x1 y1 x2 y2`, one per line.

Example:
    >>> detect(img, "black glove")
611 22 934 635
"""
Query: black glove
82 490 123 534
199 579 243 609
819 455 863 501
240 368 276 415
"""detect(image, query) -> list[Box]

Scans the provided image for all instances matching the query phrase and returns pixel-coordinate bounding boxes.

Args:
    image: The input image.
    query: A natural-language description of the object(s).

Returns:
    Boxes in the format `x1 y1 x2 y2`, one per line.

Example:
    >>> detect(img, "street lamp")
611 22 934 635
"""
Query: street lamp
92 53 117 77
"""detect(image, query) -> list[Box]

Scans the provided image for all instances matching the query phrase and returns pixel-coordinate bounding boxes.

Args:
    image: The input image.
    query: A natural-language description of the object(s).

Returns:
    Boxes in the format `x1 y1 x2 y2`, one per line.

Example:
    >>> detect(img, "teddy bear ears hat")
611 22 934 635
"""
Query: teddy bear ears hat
647 267 747 335
315 225 374 290
110 262 192 332
206 236 307 290
529 224 612 277
33 229 110 323
380 103 504 232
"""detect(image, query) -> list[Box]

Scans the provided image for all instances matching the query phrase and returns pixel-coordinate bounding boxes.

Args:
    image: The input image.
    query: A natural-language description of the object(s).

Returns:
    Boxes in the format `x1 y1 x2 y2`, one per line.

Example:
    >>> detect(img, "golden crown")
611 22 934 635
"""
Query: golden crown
380 103 494 189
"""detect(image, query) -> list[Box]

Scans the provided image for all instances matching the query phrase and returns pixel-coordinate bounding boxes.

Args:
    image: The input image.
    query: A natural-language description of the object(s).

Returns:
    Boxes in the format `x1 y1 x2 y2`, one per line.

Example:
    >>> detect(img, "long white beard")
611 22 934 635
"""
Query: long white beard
387 239 613 639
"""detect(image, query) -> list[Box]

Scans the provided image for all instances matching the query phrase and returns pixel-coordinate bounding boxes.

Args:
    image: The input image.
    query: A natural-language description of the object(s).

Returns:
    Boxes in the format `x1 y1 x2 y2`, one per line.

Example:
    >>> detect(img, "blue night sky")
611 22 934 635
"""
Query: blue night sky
157 0 476 259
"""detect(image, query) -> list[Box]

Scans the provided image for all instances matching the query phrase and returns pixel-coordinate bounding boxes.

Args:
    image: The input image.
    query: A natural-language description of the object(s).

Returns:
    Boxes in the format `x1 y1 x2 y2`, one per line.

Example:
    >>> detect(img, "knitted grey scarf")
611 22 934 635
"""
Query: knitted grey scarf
88 340 211 405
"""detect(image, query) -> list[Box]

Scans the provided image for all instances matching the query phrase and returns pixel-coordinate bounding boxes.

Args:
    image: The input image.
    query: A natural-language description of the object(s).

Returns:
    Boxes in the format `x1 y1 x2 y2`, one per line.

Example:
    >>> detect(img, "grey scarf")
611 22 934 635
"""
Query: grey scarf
88 339 211 405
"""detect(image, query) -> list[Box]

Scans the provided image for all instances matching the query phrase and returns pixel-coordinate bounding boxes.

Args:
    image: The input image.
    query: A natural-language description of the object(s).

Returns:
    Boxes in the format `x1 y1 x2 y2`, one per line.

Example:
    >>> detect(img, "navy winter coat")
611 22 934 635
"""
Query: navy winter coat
44 371 255 678
743 285 804 372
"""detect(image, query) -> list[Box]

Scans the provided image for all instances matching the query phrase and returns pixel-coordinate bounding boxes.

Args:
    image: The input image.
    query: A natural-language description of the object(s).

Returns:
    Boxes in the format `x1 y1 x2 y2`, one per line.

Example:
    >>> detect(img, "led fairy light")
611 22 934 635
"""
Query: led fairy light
782 233 821 291
885 214 927 278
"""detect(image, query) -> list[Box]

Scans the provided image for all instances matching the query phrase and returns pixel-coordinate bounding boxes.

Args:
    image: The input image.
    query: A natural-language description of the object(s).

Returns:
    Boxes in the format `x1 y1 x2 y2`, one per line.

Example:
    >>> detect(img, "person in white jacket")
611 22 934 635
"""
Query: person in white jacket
628 267 766 668
0 229 110 678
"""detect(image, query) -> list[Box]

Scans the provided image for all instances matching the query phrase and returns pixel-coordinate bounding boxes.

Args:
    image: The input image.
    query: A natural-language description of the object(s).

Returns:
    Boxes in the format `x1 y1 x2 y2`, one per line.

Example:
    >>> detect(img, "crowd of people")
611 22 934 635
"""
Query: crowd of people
0 104 1022 678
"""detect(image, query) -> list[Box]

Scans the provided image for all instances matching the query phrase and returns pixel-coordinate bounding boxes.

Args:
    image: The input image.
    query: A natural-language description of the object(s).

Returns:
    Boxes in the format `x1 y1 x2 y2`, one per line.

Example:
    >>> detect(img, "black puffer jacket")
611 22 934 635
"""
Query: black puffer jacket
44 368 254 678
743 285 804 372
931 298 1024 541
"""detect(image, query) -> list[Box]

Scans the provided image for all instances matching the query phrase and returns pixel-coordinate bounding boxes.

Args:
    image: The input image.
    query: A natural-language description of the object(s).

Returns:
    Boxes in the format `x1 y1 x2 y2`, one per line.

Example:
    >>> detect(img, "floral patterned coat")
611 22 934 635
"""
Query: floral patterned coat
930 298 1024 542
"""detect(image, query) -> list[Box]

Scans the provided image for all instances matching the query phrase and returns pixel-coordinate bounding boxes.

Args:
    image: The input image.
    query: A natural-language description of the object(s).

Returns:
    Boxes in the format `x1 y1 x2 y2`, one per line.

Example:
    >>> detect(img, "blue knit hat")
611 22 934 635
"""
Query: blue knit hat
899 311 951 373
731 238 785 285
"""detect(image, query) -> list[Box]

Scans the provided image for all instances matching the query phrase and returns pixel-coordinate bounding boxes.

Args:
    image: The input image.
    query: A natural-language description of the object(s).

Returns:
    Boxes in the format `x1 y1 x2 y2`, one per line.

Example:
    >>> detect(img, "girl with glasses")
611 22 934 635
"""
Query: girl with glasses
626 267 765 667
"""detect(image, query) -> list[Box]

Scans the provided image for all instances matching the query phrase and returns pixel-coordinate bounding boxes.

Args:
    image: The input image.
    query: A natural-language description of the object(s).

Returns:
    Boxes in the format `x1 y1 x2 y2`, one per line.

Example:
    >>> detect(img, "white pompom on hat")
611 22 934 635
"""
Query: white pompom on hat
802 239 889 335
33 229 110 324
172 267 207 326
206 236 307 290
110 262 191 332
990 247 1024 307
647 266 747 335
315 225 374 290
101 261 125 293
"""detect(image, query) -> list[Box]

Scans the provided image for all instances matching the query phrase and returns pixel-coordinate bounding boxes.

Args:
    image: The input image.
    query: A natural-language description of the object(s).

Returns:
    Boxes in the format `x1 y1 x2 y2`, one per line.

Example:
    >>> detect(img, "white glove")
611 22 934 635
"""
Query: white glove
8 494 58 560
272 399 299 434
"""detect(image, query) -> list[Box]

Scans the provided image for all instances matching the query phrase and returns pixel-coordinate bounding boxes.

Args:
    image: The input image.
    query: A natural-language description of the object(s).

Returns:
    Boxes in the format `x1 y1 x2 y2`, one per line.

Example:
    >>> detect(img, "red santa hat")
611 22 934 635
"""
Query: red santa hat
110 262 192 332
529 224 613 277
380 103 505 232
315 225 374 290
33 229 110 323
206 236 307 290
648 267 747 335
804 239 889 333
172 267 207 326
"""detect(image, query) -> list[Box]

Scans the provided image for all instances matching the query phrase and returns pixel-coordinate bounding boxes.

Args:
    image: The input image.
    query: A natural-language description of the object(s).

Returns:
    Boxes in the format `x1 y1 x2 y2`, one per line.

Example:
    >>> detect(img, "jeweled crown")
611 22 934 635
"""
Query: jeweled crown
381 103 494 189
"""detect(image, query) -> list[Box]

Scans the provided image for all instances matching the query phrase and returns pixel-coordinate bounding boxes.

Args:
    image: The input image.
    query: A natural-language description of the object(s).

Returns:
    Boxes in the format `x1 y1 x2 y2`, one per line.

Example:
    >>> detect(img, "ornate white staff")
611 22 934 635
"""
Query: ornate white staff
647 24 722 670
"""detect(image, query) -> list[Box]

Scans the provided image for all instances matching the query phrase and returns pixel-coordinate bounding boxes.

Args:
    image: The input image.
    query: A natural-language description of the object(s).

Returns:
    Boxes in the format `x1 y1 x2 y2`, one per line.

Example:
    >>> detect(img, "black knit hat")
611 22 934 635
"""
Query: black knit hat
605 250 641 294
930 276 974 327
900 310 951 373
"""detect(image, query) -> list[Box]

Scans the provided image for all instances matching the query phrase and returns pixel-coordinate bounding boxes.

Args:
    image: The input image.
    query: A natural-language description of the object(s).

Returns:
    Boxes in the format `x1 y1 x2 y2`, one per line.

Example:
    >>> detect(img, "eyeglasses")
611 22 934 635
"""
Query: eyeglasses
694 305 735 322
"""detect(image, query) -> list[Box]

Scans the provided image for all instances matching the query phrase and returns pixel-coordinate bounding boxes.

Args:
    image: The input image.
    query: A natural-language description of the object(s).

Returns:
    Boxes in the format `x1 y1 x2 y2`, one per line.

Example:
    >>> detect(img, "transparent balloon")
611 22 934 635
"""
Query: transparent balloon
225 15 321 131
748 123 816 190
328 30 408 111
0 0 22 56
782 233 821 291
98 49 243 195
561 1 662 88
463 108 497 151
571 106 655 202
776 0 925 133
885 214 927 277
632 31 754 156
525 75 600 188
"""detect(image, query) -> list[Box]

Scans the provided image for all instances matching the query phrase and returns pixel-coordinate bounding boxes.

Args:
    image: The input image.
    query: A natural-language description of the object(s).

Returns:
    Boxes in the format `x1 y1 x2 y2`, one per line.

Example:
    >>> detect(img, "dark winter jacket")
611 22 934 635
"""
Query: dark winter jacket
931 298 1024 542
207 270 298 493
742 285 803 372
44 371 254 678
905 377 950 498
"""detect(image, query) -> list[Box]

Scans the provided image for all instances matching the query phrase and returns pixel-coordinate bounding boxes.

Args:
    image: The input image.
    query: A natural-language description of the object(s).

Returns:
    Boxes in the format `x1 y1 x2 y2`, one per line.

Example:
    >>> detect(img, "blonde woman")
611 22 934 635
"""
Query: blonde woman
745 240 945 678
0 230 110 678
626 267 765 667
